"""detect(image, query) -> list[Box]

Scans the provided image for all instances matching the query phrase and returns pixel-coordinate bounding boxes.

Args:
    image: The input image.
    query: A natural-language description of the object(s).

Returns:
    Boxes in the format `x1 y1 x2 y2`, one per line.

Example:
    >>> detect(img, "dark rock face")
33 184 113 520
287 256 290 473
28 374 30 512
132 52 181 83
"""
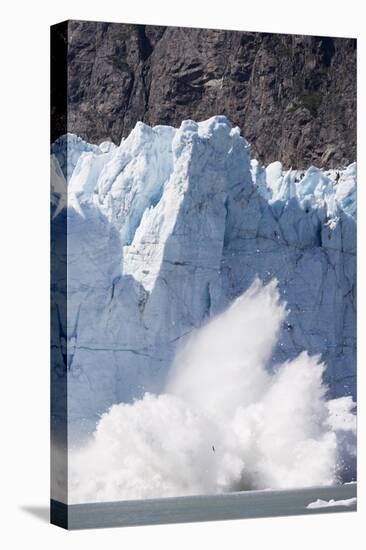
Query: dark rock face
60 20 356 168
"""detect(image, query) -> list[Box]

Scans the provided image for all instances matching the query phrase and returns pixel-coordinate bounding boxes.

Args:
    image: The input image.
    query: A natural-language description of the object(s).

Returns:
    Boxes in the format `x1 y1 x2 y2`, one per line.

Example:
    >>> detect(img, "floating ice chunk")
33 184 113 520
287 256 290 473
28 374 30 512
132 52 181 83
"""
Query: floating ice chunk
306 497 356 509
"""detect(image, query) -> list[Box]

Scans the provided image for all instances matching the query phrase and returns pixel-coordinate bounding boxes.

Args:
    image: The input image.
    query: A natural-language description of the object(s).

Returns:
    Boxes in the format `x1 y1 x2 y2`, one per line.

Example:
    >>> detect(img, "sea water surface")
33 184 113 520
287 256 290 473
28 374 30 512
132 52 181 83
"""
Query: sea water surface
52 483 356 529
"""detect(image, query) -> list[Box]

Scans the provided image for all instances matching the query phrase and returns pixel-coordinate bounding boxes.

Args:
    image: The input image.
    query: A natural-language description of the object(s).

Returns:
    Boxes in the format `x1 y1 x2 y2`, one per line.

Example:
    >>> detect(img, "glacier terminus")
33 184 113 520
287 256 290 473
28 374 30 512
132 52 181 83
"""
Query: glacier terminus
51 115 356 440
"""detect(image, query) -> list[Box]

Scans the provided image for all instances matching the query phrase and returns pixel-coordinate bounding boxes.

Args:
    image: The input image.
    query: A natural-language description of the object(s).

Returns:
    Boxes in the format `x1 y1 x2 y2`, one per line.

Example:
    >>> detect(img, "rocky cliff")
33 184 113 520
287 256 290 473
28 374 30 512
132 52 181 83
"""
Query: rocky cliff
53 20 356 168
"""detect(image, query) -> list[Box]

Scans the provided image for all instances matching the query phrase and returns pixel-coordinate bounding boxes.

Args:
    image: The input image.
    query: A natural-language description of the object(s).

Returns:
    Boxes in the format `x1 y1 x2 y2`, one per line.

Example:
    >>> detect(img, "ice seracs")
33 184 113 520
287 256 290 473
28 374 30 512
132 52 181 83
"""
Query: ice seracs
251 159 356 219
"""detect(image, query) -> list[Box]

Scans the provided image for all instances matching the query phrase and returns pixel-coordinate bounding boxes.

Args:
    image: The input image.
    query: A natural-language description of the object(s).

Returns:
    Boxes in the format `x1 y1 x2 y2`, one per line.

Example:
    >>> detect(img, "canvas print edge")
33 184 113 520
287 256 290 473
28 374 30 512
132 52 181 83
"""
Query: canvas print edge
50 19 357 529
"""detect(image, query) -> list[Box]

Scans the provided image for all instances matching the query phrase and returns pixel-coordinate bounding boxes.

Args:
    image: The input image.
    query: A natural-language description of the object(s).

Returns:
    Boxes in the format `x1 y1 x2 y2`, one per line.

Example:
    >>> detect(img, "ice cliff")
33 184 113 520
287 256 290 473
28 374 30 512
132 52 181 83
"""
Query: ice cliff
51 116 356 438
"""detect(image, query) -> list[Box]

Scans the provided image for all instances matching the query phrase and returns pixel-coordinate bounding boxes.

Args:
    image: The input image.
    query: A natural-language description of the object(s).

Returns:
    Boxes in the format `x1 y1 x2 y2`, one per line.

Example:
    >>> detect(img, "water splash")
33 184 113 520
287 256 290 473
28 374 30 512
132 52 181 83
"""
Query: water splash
64 280 356 503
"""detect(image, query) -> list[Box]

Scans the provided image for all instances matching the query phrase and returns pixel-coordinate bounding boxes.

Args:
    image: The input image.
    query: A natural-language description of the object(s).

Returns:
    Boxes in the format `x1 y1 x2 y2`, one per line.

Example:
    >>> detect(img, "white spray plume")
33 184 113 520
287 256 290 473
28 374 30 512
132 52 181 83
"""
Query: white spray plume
65 280 356 503
166 279 285 418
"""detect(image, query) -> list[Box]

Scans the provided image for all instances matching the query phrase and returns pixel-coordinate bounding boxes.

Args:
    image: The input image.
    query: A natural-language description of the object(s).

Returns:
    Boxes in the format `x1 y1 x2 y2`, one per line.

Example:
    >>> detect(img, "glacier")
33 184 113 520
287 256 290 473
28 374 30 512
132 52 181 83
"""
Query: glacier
51 115 356 440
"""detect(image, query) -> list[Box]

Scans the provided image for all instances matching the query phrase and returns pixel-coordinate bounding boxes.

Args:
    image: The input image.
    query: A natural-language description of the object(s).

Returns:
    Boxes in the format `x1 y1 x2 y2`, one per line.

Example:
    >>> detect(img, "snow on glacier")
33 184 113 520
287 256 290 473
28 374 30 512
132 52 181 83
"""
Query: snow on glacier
50 115 357 445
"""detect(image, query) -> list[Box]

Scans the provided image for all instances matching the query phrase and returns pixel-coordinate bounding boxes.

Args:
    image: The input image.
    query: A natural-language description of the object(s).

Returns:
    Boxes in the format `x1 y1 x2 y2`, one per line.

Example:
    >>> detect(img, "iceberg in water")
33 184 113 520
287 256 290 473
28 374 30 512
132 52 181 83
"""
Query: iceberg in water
306 497 357 509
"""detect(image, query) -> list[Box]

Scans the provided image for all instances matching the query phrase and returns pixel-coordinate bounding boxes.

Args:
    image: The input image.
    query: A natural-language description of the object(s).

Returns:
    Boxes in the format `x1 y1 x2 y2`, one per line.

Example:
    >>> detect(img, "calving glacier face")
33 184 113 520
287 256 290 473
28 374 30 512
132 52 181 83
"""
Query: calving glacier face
67 282 356 503
51 116 356 438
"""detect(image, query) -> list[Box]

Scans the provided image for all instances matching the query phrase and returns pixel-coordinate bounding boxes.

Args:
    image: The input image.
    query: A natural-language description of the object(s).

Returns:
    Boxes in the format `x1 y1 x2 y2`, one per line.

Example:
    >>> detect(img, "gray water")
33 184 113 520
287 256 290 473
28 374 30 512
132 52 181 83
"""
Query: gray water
52 483 357 529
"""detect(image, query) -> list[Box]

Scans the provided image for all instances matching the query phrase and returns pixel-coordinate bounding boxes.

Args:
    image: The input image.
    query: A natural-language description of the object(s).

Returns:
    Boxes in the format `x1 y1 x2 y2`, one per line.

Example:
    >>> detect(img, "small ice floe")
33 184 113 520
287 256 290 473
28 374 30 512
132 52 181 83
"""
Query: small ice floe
306 497 356 509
